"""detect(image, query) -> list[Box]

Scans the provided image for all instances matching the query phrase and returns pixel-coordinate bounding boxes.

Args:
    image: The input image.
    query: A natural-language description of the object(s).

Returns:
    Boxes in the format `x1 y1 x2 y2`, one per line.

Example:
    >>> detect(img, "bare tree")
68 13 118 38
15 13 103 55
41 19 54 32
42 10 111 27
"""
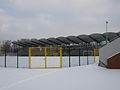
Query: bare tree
1 40 11 52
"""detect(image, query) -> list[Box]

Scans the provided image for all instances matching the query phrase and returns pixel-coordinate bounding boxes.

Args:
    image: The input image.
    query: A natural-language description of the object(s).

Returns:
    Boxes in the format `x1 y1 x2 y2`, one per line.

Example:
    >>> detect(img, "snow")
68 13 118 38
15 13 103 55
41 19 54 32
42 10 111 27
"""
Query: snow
0 64 120 90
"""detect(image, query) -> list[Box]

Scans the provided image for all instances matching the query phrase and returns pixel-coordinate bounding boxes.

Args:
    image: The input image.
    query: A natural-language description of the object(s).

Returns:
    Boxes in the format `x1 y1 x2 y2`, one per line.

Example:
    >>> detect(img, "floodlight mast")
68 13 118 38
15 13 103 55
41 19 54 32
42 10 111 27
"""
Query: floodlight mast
106 21 108 44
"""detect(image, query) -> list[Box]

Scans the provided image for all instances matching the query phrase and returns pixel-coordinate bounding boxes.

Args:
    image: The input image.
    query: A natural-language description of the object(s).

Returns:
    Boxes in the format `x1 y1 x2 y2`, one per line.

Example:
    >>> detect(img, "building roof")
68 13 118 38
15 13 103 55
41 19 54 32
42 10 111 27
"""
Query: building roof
12 32 120 47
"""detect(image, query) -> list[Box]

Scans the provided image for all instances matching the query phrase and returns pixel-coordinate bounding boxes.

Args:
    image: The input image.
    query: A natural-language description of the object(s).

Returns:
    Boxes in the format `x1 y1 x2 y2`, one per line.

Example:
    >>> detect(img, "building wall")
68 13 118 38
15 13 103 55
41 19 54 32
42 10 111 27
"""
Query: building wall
99 37 120 66
107 53 120 69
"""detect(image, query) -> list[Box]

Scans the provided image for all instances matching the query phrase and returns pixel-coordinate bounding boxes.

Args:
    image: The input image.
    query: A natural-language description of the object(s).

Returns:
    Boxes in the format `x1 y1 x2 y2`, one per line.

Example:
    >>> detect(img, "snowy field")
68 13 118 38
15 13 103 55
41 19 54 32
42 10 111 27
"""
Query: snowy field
0 56 99 68
0 64 120 90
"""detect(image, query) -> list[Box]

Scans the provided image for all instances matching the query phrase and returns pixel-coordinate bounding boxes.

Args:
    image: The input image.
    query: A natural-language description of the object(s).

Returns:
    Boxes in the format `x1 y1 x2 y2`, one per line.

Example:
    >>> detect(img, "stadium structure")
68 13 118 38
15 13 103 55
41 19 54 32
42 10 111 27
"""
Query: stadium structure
13 32 120 47
10 32 120 69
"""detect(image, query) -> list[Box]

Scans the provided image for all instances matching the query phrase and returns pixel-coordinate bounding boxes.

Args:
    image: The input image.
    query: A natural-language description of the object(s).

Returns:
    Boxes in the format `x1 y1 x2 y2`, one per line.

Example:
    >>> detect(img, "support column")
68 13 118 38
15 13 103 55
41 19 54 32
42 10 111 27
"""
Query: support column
4 48 7 68
17 48 19 68
87 48 89 65
68 47 71 67
45 47 47 68
79 48 81 66
28 47 31 69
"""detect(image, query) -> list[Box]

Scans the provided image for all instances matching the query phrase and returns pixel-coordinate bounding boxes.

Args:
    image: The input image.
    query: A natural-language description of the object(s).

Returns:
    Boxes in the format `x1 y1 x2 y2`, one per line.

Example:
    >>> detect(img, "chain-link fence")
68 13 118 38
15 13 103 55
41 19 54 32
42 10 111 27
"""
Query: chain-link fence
0 45 99 68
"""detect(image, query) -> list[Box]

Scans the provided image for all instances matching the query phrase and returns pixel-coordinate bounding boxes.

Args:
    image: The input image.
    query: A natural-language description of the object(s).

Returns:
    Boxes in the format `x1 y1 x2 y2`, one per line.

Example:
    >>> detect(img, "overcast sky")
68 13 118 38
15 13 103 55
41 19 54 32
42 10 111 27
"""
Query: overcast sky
0 0 120 40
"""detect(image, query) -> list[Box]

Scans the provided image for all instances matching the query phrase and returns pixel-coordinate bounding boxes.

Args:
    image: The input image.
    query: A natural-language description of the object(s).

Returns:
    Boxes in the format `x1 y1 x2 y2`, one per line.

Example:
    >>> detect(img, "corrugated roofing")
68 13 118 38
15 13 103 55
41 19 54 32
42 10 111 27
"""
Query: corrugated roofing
12 32 120 47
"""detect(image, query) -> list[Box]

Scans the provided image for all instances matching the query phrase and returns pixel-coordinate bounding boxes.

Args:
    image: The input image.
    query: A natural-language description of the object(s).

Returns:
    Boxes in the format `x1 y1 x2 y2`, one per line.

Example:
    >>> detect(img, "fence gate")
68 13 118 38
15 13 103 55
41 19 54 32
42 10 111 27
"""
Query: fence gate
29 47 62 69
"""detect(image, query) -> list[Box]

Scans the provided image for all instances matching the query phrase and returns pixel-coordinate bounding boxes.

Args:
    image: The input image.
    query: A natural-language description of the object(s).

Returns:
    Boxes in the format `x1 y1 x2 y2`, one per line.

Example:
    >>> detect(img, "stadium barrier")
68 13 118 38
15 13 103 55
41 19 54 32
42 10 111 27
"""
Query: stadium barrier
0 47 99 69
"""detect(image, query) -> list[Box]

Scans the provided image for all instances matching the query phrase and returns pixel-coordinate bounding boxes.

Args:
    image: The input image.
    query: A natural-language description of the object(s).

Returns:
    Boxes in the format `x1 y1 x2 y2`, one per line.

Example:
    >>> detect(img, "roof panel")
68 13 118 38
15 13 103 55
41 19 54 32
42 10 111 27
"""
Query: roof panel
47 38 64 45
31 39 46 46
103 32 119 42
90 33 105 43
39 39 55 45
22 39 39 47
117 32 120 36
12 41 26 47
17 41 33 47
56 37 73 44
77 35 94 43
66 36 84 44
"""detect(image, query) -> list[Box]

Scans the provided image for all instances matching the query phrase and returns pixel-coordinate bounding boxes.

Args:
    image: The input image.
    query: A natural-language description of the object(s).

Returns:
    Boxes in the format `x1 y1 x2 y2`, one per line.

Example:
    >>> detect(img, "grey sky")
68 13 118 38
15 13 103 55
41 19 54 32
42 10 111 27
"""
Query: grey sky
0 0 120 40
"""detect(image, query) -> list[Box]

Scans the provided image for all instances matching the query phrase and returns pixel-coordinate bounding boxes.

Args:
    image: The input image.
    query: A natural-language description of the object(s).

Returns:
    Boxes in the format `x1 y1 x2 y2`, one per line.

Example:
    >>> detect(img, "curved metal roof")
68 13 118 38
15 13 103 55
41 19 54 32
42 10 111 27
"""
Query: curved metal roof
102 32 119 42
77 35 94 43
12 41 26 47
56 37 73 44
31 39 46 46
47 38 65 45
12 32 120 47
66 36 84 44
117 32 120 36
89 33 105 43
22 39 39 46
17 40 33 47
39 39 55 45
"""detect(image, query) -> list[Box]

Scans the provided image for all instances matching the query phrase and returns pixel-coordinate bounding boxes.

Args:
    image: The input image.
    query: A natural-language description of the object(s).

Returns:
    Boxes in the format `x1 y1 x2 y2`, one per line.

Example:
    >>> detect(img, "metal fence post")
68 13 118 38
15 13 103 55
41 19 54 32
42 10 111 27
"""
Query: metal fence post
87 48 89 65
79 48 81 66
17 48 19 68
68 47 71 67
5 48 7 68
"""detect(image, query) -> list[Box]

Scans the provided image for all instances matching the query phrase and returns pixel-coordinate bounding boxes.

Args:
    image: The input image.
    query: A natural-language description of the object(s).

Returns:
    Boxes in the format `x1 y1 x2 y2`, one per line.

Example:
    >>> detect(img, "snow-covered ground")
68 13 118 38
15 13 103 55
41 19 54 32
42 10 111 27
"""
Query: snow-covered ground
0 64 120 90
